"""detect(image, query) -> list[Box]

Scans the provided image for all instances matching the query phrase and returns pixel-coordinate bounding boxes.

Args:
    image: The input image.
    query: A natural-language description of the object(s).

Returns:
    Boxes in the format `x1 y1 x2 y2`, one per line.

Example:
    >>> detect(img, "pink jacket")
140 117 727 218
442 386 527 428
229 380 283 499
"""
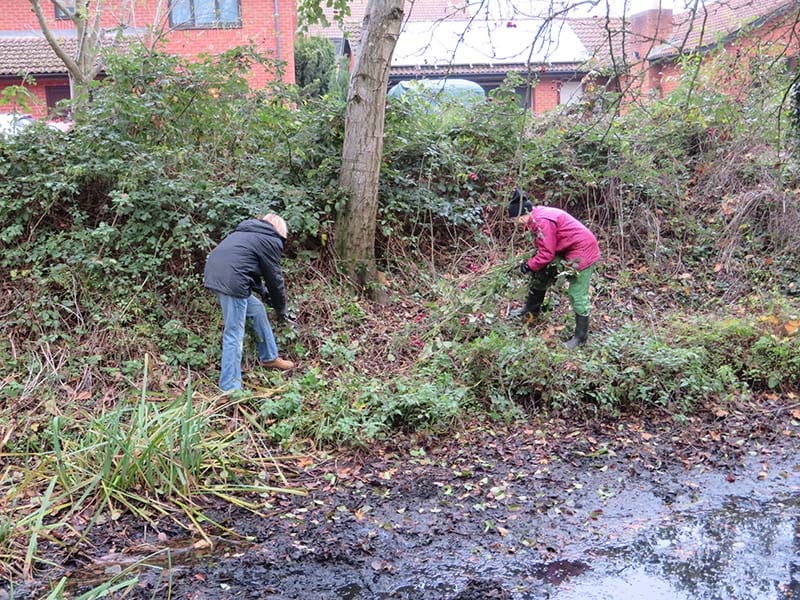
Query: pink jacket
522 206 601 272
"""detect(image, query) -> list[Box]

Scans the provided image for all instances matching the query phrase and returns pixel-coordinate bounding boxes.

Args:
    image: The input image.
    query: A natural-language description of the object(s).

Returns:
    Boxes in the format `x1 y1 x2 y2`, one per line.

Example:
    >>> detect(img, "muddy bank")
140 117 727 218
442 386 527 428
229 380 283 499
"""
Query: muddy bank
8 407 800 599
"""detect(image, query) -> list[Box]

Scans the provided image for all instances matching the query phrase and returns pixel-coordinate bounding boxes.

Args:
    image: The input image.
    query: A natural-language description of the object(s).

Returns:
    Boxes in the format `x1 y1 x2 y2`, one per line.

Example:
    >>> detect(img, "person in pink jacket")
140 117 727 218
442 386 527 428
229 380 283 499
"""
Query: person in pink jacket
508 188 601 348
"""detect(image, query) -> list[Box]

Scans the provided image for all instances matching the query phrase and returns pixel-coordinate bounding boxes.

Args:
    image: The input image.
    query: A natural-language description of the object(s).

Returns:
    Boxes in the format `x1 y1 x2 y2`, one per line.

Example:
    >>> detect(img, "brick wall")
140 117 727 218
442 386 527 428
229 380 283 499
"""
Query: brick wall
657 62 681 97
532 79 560 114
639 5 800 101
0 0 295 94
143 0 297 86
629 8 673 100
1 76 71 118
0 1 131 31
0 81 35 114
0 3 36 30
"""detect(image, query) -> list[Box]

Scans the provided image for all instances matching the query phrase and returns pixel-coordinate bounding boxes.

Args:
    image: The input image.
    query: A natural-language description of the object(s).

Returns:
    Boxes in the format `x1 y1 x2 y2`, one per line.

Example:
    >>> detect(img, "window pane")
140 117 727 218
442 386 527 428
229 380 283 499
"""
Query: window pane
219 0 239 23
55 0 76 19
171 0 191 26
194 0 217 24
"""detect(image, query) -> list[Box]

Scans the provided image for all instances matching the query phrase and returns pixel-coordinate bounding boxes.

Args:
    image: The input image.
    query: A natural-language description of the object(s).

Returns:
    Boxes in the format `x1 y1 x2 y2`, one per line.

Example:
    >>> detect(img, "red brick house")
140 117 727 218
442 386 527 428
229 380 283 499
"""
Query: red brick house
624 0 800 103
0 0 297 118
388 15 623 113
308 0 626 113
311 0 800 114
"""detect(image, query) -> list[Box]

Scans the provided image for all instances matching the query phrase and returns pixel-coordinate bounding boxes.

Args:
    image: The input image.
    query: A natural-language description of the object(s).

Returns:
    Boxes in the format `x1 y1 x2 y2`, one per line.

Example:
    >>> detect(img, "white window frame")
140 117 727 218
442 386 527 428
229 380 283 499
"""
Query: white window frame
559 81 583 106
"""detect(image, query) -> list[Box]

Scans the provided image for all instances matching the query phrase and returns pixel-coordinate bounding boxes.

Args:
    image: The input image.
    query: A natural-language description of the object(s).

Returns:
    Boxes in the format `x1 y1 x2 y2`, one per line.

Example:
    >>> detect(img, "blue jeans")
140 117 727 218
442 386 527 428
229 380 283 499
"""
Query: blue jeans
215 293 279 391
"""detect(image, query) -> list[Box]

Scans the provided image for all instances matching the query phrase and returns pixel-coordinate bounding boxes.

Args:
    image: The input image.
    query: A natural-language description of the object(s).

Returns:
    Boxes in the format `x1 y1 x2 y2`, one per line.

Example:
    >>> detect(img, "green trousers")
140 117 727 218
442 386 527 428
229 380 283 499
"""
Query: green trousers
529 262 596 317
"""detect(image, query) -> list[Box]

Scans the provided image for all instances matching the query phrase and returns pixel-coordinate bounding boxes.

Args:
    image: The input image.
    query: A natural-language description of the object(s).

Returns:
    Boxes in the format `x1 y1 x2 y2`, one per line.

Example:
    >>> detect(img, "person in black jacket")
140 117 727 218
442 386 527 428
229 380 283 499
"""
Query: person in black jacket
204 214 295 391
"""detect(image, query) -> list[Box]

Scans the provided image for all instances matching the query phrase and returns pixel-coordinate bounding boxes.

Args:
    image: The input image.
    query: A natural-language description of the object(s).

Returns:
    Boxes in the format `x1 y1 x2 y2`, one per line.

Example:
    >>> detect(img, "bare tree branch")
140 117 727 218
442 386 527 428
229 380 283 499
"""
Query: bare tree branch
30 0 86 83
28 0 134 101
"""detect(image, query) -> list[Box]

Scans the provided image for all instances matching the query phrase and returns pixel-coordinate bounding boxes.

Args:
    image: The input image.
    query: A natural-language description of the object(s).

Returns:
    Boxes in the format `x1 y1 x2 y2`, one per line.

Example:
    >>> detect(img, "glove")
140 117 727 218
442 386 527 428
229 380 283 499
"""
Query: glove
519 260 531 275
255 285 271 303
277 312 298 330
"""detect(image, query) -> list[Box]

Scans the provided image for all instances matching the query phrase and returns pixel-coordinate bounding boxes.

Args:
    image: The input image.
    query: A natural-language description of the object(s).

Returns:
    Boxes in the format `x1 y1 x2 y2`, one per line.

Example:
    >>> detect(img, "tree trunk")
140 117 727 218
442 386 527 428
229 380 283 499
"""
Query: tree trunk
30 0 123 106
334 0 403 298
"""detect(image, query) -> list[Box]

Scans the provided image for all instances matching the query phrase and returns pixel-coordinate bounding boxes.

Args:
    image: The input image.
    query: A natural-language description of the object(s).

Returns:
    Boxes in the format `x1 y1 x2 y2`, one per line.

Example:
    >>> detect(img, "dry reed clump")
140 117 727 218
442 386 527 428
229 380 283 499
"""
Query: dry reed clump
692 140 800 269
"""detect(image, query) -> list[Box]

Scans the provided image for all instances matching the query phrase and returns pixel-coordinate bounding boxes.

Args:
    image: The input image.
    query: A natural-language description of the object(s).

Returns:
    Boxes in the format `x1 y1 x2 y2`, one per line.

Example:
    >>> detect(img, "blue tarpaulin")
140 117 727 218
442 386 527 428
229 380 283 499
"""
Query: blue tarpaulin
388 79 486 106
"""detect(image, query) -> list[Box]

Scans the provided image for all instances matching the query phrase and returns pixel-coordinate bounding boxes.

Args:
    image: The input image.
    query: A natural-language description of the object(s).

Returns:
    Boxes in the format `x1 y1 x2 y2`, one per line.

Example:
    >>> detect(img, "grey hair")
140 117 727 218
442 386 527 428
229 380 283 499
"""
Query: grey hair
260 214 288 239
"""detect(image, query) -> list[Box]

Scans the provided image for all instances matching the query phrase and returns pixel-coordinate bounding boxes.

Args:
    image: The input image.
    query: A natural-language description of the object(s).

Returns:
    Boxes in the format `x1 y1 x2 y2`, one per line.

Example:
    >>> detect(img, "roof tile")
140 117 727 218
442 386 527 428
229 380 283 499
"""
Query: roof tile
0 36 76 76
652 0 796 58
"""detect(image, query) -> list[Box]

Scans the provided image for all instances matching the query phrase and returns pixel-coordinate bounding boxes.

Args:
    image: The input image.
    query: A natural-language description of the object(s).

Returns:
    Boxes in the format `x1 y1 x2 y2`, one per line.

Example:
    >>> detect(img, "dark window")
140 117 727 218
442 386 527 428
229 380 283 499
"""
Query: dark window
46 86 71 116
170 0 241 29
55 0 76 20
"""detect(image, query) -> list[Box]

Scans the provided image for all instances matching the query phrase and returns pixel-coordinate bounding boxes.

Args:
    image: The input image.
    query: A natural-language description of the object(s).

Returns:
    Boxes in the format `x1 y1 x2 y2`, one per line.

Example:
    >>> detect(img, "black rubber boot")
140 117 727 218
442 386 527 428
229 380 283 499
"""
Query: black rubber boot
565 314 589 349
510 289 546 320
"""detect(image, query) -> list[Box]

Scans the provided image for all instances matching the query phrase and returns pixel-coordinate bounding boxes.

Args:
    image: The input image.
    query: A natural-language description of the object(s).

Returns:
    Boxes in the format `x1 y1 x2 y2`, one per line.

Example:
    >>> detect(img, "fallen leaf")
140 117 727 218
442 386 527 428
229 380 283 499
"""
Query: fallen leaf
295 456 315 468
370 559 391 571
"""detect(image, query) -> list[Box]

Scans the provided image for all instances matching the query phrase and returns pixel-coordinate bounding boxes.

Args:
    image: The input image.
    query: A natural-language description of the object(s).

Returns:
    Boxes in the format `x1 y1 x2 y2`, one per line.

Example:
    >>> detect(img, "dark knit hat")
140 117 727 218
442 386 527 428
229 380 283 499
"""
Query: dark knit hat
507 188 533 218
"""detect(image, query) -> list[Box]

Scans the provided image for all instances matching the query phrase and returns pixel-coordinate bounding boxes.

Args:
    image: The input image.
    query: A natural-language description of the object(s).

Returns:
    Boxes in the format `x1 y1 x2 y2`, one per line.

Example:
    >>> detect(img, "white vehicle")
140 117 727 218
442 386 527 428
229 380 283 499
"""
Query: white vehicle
0 113 71 137
0 113 36 137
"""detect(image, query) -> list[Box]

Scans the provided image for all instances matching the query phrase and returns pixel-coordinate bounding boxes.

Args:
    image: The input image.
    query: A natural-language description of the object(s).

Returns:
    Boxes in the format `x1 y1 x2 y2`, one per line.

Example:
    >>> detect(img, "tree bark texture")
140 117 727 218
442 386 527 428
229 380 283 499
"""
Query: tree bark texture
334 0 404 296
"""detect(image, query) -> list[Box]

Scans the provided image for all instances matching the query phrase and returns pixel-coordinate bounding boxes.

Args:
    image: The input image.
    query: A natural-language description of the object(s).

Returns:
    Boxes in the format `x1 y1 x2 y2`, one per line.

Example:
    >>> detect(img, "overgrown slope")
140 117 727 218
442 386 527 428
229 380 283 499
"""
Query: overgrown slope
1 44 800 583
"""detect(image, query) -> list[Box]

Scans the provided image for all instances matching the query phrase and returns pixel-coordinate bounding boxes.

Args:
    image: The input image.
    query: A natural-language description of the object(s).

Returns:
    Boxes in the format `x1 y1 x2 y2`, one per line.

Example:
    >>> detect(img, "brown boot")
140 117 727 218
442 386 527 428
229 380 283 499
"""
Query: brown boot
259 357 296 370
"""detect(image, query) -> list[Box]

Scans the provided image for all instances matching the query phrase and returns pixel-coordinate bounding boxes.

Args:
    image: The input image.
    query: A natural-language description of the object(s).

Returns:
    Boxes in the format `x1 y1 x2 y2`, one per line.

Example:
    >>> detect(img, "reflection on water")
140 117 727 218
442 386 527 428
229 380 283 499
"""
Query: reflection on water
334 494 800 600
554 494 800 600
555 567 693 600
16 487 797 599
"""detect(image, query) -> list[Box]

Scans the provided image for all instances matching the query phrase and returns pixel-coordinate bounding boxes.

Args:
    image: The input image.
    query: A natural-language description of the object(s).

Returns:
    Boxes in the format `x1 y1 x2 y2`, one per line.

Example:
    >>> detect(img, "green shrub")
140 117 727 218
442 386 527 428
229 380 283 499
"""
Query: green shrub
294 36 337 98
451 323 743 419
258 366 470 446
671 313 800 392
748 334 800 390
586 326 737 414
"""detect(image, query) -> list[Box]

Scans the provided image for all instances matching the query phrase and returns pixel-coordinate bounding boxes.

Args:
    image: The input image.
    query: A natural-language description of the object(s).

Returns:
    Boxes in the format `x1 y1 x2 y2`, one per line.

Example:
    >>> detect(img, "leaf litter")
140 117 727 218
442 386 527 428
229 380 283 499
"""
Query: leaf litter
7 396 800 599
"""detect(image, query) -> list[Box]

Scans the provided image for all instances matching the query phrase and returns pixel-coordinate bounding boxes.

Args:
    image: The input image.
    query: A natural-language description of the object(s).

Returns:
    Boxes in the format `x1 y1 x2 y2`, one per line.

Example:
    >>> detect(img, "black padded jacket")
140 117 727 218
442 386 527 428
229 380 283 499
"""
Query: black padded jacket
203 219 287 315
